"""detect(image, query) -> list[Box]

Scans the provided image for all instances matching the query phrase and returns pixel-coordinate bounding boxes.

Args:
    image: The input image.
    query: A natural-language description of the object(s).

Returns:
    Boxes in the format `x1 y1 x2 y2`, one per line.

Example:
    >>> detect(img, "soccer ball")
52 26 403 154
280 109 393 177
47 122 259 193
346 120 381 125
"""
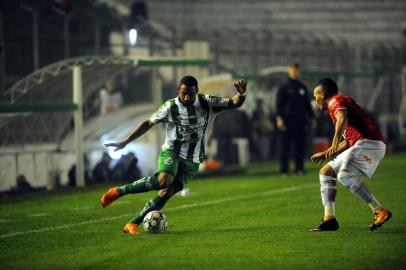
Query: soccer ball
143 210 168 233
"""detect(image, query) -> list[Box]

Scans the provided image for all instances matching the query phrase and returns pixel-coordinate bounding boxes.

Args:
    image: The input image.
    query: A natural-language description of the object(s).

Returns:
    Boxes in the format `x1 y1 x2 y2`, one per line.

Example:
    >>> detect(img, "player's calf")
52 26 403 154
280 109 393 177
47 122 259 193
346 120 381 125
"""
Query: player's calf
320 175 337 220
319 165 338 221
125 180 183 227
337 170 373 203
114 173 175 196
101 173 175 208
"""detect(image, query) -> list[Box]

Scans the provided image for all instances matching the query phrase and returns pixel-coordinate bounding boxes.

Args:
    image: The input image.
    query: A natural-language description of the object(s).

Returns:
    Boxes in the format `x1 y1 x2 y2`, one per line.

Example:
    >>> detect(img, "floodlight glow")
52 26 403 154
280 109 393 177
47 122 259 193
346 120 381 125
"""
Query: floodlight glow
100 134 110 143
110 150 122 160
129 28 138 46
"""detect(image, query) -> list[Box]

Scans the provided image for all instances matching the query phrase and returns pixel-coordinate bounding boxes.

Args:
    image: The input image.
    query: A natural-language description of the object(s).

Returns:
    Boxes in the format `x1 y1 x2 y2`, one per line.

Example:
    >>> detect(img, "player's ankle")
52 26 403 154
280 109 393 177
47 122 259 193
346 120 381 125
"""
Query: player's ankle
372 207 385 213
323 215 335 221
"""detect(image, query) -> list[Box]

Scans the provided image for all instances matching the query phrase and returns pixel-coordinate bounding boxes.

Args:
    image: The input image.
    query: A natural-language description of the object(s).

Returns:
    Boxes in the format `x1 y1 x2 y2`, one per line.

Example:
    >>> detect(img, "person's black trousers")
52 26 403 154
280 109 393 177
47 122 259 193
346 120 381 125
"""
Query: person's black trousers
280 127 306 174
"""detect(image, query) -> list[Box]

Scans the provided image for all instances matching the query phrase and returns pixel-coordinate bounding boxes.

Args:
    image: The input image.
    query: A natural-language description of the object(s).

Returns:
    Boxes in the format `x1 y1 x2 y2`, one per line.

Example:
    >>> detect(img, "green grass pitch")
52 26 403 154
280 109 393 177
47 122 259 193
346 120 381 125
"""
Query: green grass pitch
1 154 406 270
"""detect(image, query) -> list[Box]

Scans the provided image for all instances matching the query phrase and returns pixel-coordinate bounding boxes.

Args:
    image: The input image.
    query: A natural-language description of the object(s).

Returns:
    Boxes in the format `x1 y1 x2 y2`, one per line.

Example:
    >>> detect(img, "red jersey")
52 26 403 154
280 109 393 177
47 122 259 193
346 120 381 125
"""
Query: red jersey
327 95 384 146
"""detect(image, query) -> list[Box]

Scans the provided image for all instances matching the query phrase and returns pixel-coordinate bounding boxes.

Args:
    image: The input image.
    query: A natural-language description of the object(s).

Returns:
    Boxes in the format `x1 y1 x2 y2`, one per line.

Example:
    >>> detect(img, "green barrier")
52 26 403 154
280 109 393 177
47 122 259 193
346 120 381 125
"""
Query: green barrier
302 70 376 78
0 103 78 113
232 69 377 81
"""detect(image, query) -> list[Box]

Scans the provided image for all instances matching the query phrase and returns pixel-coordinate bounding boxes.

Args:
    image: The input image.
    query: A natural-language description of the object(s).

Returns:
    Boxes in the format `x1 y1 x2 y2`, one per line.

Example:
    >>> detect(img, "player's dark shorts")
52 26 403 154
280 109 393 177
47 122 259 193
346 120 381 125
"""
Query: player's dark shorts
157 149 200 184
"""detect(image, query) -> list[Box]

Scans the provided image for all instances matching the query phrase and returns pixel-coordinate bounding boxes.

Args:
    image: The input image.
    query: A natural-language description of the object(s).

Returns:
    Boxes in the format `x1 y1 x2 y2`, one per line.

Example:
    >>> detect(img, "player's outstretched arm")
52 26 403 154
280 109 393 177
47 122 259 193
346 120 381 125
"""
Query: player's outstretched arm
229 79 248 108
104 119 154 152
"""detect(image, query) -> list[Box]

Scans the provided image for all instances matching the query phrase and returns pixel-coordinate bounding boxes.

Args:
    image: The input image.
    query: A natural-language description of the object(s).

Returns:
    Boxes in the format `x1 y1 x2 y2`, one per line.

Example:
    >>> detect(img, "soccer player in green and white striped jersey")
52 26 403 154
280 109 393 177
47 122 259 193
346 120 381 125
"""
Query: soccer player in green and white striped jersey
101 75 248 234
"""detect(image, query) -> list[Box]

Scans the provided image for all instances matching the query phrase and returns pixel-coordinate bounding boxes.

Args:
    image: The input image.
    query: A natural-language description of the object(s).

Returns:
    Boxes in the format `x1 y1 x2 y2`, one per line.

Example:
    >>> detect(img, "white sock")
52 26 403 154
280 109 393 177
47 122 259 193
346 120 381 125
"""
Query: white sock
368 194 382 211
320 175 337 219
324 202 336 218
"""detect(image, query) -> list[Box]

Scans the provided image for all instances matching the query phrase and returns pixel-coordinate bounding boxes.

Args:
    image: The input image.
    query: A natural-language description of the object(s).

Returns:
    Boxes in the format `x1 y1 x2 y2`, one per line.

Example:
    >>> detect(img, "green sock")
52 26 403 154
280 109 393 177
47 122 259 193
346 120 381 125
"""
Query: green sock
118 176 160 195
128 195 170 225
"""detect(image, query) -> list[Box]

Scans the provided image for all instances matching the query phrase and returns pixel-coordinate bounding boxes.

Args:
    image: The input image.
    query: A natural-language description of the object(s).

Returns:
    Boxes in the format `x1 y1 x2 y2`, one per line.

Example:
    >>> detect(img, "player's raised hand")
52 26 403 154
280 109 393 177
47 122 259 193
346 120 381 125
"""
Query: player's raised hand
234 79 248 95
310 152 327 164
104 141 127 152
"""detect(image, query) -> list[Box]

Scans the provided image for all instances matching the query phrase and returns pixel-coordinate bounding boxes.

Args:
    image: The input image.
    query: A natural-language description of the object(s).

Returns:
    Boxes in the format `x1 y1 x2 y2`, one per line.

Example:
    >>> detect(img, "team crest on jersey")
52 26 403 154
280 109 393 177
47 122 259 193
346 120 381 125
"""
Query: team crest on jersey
164 157 174 165
364 155 372 165
200 110 207 118
328 98 336 108
299 88 305 95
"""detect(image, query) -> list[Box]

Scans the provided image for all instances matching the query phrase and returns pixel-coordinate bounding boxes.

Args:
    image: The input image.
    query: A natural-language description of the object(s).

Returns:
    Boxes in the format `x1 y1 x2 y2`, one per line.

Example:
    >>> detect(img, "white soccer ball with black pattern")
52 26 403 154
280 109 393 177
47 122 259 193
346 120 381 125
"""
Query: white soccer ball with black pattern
143 210 168 233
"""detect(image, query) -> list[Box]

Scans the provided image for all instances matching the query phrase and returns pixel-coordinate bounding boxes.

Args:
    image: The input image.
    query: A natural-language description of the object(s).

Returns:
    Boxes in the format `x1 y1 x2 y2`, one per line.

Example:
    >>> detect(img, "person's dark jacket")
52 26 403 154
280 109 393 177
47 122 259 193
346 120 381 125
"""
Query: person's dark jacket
276 78 314 128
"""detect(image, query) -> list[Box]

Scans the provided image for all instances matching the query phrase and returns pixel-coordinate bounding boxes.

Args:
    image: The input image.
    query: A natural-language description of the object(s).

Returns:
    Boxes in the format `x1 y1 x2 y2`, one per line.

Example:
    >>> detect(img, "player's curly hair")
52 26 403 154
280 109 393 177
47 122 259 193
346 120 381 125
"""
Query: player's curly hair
317 78 338 97
180 75 198 87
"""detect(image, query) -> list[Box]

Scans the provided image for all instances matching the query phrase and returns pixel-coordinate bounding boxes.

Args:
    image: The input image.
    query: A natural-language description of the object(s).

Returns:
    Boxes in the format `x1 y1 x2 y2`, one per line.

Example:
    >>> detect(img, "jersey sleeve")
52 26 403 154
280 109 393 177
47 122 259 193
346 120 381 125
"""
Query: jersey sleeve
328 97 347 116
204 94 231 113
150 101 169 124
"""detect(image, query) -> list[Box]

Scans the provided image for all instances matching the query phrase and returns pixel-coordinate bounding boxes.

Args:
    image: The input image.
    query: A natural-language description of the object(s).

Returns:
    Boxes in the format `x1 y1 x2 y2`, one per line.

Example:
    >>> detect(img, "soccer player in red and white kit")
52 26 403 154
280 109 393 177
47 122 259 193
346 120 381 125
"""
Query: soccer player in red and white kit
310 78 391 231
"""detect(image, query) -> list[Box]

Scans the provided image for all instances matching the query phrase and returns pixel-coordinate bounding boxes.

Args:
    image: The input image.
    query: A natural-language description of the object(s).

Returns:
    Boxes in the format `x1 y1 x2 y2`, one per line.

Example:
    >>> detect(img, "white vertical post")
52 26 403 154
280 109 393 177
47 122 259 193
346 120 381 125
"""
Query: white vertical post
73 65 85 187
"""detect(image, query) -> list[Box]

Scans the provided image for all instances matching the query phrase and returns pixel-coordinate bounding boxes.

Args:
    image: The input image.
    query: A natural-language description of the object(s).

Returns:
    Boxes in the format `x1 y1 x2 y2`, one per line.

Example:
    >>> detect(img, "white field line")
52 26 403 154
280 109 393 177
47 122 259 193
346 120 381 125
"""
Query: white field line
71 207 94 211
0 219 14 223
26 213 49 217
0 184 317 239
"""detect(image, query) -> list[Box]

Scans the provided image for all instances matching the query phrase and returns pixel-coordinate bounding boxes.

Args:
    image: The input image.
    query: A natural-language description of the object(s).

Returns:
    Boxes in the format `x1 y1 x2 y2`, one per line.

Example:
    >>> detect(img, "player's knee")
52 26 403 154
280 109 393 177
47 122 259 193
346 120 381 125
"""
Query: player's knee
319 164 336 177
157 172 175 188
337 170 360 192
158 181 183 198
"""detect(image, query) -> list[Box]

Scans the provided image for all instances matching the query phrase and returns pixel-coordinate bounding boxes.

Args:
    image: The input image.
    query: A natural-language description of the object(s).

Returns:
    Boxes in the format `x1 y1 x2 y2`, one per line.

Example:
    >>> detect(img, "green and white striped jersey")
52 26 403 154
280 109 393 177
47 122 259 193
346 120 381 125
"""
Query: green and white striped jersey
150 94 231 163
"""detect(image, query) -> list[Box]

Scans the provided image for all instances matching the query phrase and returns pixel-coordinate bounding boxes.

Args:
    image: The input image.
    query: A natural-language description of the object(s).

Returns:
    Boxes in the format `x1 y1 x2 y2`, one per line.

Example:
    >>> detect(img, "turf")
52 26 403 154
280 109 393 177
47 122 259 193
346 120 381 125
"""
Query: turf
1 154 406 270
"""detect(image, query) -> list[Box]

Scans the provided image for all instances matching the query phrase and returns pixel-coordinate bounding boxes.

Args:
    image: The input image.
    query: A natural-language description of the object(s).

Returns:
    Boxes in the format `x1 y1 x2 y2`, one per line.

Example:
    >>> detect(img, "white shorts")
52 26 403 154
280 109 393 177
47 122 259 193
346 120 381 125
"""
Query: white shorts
328 139 386 178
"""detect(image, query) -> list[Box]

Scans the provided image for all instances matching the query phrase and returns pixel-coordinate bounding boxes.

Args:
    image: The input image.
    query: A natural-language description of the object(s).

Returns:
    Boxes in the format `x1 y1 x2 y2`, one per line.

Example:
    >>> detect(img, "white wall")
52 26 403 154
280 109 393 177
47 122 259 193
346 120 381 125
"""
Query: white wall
0 126 163 192
0 147 75 191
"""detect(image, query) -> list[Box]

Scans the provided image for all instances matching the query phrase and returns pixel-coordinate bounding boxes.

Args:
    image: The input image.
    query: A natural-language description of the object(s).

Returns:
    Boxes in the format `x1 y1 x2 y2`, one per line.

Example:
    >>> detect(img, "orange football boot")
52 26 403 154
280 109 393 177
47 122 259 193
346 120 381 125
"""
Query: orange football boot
101 187 121 208
123 223 140 234
369 208 392 231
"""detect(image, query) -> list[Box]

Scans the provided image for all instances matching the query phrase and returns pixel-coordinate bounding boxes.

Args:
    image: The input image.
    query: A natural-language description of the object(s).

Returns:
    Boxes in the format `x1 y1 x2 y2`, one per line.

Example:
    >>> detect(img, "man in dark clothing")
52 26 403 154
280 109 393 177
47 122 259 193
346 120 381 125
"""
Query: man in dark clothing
93 152 112 183
276 63 314 175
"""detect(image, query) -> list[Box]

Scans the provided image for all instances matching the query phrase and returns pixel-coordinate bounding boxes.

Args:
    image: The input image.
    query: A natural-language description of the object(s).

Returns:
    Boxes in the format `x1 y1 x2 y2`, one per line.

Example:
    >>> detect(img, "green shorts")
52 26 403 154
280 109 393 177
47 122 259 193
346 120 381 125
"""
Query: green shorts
157 149 200 184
